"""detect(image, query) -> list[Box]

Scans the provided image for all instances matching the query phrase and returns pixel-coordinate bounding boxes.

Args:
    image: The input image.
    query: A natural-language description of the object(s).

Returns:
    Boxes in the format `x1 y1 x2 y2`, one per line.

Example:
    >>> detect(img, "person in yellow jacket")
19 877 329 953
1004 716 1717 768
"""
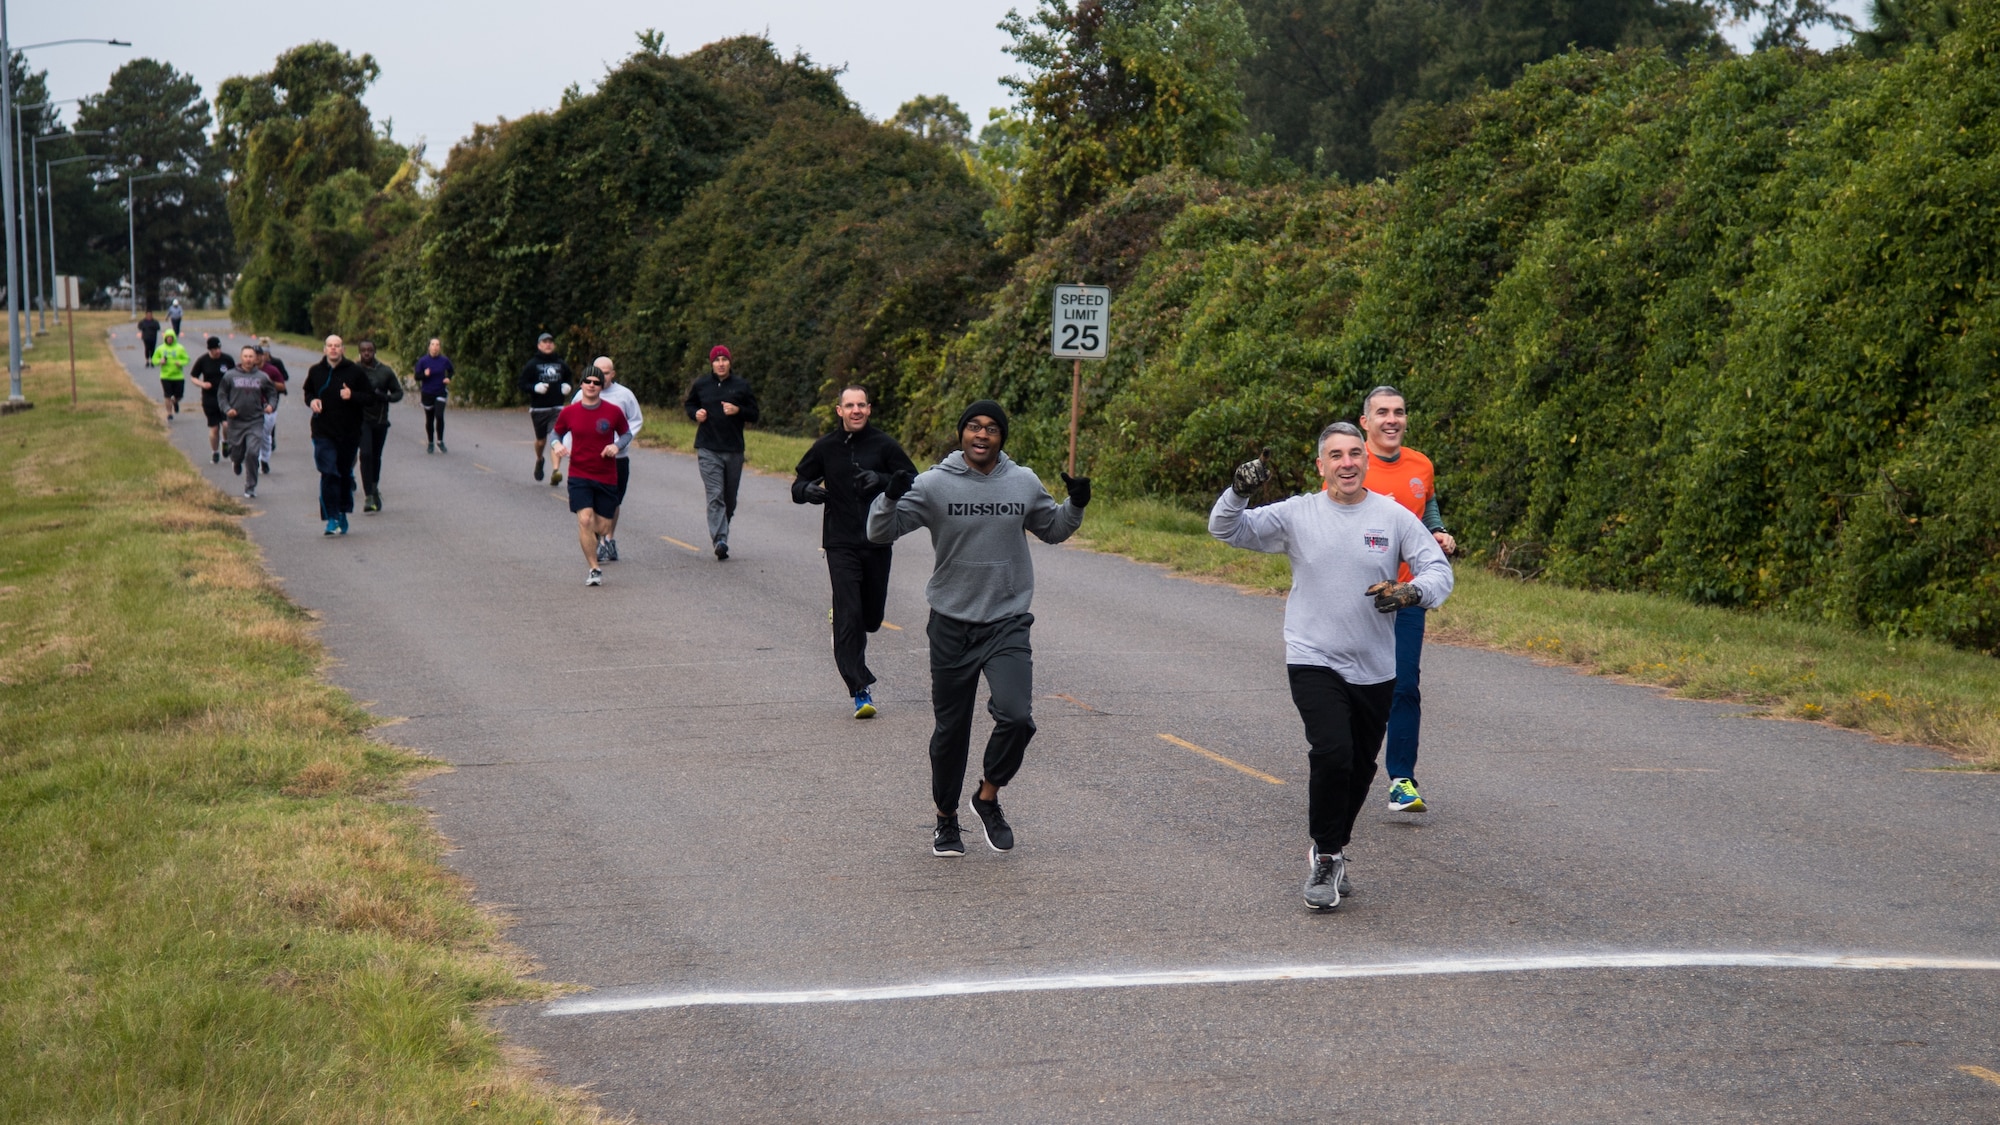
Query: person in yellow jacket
152 330 191 422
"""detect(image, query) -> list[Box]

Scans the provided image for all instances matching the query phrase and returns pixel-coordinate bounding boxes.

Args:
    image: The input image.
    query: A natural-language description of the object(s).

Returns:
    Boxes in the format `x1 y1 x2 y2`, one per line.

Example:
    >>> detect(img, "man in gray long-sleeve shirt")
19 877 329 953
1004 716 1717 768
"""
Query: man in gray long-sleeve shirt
219 346 279 498
1211 420 1452 911
867 399 1088 858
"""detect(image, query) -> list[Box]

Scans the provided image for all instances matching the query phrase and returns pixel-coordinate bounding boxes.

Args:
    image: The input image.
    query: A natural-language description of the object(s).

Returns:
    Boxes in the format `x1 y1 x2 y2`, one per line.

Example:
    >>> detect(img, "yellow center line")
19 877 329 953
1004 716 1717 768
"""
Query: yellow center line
881 621 903 631
472 463 494 473
1157 733 1285 785
1960 1065 2000 1087
660 536 701 552
1052 693 1099 713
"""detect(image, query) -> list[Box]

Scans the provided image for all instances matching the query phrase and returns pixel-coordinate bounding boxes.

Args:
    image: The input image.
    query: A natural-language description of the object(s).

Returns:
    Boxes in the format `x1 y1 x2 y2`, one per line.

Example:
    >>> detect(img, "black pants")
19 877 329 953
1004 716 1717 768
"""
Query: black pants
359 420 390 494
1288 664 1395 855
827 546 893 696
141 332 157 364
312 434 361 520
422 393 446 441
927 611 1036 813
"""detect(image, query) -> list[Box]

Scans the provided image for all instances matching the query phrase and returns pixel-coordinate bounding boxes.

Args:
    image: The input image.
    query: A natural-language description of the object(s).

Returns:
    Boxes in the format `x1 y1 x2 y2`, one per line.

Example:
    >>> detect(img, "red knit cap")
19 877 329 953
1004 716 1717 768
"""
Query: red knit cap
709 345 732 360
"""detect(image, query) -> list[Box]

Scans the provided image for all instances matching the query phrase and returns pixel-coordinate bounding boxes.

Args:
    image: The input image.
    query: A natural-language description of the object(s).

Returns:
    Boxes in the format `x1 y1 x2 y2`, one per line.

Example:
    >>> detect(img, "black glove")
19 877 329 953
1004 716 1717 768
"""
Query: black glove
886 469 916 501
853 467 885 498
1366 580 1422 613
803 483 828 504
1060 471 1091 509
1232 448 1272 497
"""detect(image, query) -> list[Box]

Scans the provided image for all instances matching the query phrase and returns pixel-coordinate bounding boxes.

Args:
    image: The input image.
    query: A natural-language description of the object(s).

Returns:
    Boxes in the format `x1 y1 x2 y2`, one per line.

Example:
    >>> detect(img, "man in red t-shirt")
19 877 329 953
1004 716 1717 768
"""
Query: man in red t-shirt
552 370 630 587
1360 385 1457 814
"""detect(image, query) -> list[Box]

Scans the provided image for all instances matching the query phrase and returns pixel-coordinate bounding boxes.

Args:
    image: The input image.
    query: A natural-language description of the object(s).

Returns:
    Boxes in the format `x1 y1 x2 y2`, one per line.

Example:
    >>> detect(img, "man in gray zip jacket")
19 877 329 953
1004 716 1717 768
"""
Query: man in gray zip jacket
867 399 1089 858
1211 421 1453 912
219 345 279 498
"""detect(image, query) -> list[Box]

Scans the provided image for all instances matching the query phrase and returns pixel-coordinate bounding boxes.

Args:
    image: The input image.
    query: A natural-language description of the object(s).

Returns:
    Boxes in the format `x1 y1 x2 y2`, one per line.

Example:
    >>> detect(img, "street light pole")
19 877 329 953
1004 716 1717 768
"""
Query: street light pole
43 155 104 332
127 169 167 321
32 129 103 330
2 4 24 402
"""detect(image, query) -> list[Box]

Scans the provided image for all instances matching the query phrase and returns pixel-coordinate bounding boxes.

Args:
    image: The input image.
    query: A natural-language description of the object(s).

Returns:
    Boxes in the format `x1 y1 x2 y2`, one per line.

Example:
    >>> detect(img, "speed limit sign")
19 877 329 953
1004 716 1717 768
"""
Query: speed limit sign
1051 284 1110 359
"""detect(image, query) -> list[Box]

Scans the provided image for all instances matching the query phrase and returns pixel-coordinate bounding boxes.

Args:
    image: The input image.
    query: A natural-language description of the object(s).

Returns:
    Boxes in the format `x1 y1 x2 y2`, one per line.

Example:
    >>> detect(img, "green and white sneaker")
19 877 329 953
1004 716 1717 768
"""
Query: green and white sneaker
1386 777 1426 813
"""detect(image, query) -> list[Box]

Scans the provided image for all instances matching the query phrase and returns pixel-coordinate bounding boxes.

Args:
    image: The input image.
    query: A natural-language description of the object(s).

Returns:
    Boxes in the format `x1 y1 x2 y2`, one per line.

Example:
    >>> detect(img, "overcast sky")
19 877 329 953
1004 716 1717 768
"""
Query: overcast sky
17 0 1025 154
20 0 1864 153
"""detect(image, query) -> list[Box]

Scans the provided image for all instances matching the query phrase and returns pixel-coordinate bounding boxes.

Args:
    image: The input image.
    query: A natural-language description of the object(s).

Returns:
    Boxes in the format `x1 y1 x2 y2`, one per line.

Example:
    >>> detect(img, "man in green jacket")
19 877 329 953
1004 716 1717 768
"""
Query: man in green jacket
152 330 191 422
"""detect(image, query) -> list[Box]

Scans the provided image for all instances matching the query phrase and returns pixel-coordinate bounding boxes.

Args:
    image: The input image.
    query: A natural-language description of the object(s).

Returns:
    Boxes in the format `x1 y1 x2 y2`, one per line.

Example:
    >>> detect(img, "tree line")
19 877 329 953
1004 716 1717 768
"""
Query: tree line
28 0 1998 651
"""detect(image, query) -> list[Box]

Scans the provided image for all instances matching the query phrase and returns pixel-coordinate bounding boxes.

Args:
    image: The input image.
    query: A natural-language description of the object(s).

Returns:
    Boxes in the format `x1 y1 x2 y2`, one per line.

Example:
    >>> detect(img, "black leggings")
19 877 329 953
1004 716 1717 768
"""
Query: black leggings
422 393 446 441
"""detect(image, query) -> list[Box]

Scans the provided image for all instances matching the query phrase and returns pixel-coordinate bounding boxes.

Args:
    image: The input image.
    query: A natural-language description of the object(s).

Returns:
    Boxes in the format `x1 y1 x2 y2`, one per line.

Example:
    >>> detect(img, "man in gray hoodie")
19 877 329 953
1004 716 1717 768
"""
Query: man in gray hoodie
1211 421 1453 912
867 399 1089 858
219 345 279 498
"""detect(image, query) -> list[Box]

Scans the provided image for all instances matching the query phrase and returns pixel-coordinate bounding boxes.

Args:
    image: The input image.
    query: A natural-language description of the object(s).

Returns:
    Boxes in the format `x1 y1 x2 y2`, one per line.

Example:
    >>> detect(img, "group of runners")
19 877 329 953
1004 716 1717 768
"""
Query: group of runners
155 322 1459 911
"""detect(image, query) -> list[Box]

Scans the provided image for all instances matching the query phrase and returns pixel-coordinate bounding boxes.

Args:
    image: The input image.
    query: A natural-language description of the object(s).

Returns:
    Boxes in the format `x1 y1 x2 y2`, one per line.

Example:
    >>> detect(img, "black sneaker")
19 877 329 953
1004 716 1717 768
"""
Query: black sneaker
931 815 965 857
534 457 545 481
232 458 242 476
1304 850 1345 911
714 543 729 561
596 537 610 563
364 491 381 513
969 793 1014 851
259 460 270 474
211 450 221 463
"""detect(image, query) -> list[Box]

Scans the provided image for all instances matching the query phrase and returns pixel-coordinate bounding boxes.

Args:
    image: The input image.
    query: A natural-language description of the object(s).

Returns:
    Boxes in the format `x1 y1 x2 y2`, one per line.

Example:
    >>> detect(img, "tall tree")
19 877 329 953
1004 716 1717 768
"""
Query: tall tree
998 0 1256 251
1240 0 1723 181
75 59 233 309
216 42 415 334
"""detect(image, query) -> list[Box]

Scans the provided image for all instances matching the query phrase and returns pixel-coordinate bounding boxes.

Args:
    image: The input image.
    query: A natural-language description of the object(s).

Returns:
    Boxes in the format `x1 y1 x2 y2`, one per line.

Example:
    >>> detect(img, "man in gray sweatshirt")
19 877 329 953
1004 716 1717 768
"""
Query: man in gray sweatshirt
219 345 279 498
867 399 1089 858
1211 420 1453 911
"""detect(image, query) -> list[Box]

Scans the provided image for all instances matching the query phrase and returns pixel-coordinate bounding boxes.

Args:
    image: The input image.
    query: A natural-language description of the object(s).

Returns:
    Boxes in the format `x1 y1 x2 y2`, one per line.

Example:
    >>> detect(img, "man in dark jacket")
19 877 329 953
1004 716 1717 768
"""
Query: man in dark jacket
302 335 379 536
356 339 405 513
519 332 574 484
792 383 919 718
683 344 760 559
138 311 160 367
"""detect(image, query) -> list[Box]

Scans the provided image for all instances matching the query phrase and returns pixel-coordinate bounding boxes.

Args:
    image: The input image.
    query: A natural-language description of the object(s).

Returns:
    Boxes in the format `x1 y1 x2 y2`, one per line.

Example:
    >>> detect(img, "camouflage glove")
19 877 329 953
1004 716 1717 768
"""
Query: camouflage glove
1366 580 1423 613
1231 448 1273 497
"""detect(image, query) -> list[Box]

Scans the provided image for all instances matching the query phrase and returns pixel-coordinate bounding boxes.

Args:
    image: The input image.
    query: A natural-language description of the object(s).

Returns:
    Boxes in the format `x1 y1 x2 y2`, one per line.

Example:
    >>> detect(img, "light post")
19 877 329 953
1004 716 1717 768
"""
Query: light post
0 18 132 402
44 154 105 330
127 169 168 321
33 129 104 330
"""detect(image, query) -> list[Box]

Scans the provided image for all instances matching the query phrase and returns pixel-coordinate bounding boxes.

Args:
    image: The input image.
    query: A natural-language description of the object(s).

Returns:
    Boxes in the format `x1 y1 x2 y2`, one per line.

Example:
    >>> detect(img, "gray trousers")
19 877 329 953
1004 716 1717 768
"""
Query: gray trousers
927 610 1036 813
227 425 267 490
697 448 744 546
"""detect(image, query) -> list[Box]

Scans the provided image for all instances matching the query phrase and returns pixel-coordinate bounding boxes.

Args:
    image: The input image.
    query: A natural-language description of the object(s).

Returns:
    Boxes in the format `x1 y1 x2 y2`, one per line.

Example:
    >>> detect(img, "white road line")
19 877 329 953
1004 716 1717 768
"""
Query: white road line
545 952 2000 1016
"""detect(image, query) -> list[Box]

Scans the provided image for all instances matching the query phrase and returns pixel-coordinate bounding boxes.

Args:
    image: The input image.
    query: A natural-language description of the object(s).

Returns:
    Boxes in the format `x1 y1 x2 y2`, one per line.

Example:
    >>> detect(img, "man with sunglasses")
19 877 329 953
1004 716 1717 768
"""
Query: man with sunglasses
552 370 630 586
867 399 1089 858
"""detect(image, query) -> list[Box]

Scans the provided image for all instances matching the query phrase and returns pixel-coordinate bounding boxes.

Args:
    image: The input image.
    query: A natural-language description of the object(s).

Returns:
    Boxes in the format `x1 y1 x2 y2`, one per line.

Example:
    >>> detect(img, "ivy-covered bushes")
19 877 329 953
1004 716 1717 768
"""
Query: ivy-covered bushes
935 11 2000 650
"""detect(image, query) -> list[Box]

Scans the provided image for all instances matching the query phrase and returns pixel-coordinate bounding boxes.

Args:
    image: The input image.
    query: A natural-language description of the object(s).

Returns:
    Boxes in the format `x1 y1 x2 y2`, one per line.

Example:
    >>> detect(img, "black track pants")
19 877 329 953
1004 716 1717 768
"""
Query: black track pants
1288 664 1395 855
359 420 390 493
827 546 892 696
927 611 1036 814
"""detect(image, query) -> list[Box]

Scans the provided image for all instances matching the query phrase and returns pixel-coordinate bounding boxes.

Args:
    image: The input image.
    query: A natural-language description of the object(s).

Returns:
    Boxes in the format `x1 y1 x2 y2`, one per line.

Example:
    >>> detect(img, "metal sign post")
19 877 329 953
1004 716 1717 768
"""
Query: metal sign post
1050 282 1111 476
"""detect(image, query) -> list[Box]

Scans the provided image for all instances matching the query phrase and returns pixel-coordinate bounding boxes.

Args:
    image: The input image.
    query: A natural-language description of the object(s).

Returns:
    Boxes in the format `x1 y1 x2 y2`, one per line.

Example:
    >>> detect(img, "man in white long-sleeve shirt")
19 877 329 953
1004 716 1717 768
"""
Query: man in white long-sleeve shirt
1210 420 1453 911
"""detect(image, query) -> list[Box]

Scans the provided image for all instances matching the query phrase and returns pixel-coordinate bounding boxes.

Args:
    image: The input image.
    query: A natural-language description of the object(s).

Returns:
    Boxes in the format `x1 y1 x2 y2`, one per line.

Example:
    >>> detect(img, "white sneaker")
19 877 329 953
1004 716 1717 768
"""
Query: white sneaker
586 568 603 586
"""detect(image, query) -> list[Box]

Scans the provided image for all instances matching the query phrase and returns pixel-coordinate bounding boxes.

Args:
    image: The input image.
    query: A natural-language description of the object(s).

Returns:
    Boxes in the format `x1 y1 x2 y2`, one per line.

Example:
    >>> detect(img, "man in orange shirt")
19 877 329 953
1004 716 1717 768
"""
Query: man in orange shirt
1359 385 1456 813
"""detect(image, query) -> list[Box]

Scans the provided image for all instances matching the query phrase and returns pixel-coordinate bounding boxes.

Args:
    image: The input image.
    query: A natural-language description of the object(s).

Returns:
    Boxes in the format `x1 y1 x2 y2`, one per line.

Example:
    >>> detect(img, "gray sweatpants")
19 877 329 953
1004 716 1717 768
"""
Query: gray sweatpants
697 448 744 547
926 610 1036 813
228 424 267 490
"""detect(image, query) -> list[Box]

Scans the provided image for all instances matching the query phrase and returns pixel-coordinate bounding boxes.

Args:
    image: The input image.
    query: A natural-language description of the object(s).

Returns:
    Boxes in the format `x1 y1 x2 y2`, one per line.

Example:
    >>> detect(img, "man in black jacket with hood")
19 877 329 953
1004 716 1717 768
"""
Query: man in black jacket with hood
303 335 379 536
519 332 574 484
683 344 759 559
793 383 919 718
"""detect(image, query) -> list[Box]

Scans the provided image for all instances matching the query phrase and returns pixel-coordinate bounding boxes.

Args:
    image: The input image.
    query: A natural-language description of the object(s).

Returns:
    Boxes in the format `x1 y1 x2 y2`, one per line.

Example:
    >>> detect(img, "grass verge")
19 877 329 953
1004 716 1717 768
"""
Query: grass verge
634 416 813 475
0 313 604 1122
1076 497 2000 769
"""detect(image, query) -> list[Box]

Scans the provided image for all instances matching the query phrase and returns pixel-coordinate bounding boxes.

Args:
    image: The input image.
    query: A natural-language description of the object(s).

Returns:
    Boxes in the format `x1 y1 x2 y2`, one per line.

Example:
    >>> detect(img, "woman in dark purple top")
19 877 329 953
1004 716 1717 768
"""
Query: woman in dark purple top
413 337 455 452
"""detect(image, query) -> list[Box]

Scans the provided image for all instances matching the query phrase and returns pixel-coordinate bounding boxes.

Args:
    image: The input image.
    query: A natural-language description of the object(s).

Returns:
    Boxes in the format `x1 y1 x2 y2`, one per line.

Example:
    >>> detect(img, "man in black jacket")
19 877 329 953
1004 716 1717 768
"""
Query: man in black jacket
792 383 919 718
138 311 160 367
683 344 760 559
519 332 574 484
302 335 379 536
356 339 405 513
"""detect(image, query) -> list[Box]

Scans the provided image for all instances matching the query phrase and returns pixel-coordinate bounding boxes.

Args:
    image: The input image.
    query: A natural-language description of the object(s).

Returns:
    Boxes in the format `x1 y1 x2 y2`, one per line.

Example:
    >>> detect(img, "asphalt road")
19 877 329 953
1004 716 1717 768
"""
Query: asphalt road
120 322 2000 1121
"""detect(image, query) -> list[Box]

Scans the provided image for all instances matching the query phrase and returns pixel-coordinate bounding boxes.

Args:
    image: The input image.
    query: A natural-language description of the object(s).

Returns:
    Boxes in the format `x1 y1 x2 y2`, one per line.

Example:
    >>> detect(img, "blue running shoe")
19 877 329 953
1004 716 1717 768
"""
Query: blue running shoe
853 689 876 719
1386 777 1426 813
324 519 339 536
336 513 350 535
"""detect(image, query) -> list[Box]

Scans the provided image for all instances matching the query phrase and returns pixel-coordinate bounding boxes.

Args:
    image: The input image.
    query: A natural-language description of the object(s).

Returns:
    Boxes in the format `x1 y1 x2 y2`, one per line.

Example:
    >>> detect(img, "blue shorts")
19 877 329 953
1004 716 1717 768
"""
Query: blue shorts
568 477 619 518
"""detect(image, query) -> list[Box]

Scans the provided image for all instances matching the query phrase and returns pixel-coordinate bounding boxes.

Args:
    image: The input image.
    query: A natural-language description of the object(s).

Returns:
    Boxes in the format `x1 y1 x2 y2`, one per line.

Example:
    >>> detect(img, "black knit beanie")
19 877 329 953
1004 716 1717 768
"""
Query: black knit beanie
957 399 1009 444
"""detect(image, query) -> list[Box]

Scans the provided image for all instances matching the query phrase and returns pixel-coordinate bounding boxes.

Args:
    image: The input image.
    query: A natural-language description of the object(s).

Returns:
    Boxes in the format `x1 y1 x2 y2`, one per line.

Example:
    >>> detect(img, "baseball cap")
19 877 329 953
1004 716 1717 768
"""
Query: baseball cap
538 332 555 343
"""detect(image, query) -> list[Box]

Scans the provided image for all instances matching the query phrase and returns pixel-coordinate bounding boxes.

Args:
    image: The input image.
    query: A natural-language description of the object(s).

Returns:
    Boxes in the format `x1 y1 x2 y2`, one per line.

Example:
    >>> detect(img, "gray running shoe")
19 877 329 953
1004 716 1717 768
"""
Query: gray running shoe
596 537 610 563
586 568 603 587
1304 850 1345 911
604 538 618 562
